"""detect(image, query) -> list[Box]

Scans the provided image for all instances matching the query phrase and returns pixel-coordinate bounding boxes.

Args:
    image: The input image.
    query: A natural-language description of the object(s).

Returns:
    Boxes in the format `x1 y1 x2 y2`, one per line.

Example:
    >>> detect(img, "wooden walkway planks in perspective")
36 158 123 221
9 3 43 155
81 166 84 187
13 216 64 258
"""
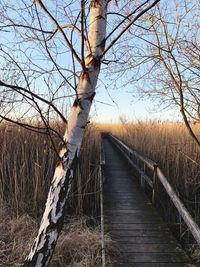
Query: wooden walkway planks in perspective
102 138 192 267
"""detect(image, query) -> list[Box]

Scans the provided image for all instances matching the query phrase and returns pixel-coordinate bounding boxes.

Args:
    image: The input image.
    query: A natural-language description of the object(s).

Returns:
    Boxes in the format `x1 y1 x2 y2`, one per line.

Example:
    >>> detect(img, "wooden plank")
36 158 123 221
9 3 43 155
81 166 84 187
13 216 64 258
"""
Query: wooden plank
121 252 189 263
120 243 183 253
104 209 159 215
109 229 170 237
105 216 162 223
104 203 154 209
107 223 166 230
111 236 177 244
115 263 191 267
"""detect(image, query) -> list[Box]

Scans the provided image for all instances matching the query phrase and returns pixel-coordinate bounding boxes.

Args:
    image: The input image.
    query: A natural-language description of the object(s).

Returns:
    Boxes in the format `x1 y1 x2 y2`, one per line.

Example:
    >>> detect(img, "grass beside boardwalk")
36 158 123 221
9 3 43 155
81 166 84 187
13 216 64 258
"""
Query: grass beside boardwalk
0 208 114 266
0 123 116 266
0 123 101 217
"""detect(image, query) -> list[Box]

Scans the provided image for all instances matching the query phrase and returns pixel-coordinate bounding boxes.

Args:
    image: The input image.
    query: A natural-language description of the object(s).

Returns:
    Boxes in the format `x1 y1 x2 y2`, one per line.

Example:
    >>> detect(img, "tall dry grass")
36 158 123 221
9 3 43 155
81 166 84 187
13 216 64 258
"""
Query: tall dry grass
0 123 101 217
0 123 106 266
72 127 101 216
0 124 55 216
0 207 114 267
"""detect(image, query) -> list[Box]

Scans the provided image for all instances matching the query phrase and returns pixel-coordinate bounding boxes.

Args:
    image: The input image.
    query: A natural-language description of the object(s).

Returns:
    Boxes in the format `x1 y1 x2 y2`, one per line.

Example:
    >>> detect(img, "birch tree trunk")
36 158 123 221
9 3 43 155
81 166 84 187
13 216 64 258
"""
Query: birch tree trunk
23 1 108 266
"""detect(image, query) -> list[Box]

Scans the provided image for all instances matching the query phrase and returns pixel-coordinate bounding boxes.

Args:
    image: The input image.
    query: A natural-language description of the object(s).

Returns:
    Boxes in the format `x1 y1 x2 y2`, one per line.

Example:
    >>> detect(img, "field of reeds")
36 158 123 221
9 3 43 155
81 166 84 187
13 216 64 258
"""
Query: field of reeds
0 123 116 267
0 123 101 217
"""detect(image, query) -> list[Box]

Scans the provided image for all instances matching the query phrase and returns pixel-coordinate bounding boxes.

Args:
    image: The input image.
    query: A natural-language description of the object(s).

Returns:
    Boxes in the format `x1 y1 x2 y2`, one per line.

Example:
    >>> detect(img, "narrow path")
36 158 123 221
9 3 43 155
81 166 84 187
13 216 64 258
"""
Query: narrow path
103 138 192 267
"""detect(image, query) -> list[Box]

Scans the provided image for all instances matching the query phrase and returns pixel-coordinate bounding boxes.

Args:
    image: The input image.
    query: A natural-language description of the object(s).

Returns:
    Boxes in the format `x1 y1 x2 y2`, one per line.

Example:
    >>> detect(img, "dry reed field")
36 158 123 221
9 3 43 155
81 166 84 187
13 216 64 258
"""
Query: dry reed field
0 123 101 216
0 209 114 267
0 123 115 267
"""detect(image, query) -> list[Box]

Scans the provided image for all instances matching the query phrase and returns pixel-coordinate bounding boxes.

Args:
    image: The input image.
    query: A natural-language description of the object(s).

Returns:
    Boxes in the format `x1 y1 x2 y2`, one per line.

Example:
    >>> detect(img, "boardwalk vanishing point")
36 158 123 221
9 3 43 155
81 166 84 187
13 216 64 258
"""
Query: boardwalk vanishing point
102 136 193 267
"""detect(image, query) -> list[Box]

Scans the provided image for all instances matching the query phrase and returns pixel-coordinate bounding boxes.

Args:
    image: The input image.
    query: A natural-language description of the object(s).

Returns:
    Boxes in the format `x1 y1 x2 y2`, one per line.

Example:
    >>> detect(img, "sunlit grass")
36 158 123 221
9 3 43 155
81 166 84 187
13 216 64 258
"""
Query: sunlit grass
0 123 104 266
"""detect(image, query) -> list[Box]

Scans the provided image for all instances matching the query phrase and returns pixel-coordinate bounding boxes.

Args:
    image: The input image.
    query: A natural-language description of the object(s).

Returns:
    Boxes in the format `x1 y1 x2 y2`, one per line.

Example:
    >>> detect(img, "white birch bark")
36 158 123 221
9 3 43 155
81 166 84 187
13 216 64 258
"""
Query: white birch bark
23 1 108 266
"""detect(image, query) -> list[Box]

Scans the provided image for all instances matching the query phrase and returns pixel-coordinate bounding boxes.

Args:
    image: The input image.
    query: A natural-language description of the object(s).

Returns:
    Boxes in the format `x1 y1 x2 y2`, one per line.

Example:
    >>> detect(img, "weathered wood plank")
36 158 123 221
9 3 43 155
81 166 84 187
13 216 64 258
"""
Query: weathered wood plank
105 216 162 224
121 252 189 263
110 236 177 244
107 223 166 230
119 243 183 253
109 229 170 237
115 263 190 267
104 209 159 216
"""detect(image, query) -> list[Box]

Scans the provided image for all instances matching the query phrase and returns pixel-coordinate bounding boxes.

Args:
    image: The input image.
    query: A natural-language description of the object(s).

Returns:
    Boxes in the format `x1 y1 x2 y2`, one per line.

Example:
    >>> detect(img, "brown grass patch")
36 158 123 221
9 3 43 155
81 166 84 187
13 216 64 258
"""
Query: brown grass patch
0 124 101 217
0 207 37 266
0 208 115 267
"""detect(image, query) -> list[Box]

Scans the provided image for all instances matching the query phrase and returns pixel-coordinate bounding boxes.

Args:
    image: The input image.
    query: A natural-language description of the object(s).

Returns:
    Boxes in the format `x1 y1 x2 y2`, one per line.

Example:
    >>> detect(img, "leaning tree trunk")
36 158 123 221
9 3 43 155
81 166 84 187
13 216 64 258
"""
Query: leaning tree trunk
23 1 108 266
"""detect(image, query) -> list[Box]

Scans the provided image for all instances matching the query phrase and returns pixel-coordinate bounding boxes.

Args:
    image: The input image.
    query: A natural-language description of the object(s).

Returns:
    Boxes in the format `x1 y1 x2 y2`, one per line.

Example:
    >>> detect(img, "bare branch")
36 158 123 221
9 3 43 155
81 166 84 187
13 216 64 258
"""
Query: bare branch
0 80 67 124
35 0 82 66
102 0 161 57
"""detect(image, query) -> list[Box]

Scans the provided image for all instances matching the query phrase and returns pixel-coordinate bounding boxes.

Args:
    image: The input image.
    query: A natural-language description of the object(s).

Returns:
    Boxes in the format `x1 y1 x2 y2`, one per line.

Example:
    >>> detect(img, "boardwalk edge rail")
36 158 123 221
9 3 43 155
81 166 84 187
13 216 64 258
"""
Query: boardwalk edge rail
107 133 200 247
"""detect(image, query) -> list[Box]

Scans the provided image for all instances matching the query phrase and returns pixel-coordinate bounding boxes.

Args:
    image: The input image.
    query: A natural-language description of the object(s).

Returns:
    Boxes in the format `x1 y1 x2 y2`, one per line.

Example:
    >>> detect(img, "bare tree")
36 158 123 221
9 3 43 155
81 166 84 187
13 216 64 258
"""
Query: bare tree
118 0 200 147
0 0 161 266
149 2 200 147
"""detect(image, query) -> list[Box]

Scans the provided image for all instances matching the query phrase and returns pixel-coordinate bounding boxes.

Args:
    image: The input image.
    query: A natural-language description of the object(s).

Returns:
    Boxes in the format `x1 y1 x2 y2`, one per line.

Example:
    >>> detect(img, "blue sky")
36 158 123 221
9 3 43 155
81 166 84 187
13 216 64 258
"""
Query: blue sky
0 0 198 124
92 82 180 122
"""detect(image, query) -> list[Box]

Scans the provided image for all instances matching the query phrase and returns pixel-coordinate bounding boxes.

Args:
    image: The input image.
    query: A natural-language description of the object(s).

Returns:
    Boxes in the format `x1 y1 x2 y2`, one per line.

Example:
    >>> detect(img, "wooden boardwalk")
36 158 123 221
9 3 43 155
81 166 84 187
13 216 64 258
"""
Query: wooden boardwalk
103 138 192 267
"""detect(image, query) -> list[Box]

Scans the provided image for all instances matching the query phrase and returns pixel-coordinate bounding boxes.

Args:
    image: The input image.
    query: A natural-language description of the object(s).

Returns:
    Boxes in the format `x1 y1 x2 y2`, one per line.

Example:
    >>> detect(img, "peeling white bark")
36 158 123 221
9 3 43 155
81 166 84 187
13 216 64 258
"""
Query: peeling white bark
24 1 108 266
